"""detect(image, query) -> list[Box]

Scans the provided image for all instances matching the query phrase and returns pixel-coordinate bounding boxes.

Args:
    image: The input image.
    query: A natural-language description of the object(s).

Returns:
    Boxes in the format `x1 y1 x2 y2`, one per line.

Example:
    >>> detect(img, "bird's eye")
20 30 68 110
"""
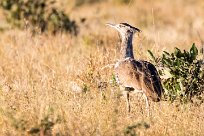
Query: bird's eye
127 30 132 33
119 24 124 27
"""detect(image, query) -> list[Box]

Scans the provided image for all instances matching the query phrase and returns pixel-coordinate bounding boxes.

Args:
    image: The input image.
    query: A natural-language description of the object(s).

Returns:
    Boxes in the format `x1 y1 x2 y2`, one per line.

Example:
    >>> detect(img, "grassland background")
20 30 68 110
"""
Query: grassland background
0 0 204 135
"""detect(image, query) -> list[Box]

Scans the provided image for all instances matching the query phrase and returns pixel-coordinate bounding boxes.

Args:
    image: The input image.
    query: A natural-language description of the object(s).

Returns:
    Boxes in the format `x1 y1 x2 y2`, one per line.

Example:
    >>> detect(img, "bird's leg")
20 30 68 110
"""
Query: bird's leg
125 91 131 113
144 94 150 117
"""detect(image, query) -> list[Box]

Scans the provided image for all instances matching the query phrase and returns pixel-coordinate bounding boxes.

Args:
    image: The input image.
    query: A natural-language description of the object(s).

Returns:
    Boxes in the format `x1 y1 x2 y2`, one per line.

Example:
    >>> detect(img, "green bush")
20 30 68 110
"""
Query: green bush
0 0 78 34
110 0 133 4
3 108 61 135
75 0 102 6
74 0 132 6
148 44 204 103
124 121 150 136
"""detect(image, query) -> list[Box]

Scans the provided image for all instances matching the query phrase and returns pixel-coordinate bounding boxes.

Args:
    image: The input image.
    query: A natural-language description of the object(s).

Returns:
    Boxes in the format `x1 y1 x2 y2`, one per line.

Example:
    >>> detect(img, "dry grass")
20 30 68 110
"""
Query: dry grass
0 0 204 135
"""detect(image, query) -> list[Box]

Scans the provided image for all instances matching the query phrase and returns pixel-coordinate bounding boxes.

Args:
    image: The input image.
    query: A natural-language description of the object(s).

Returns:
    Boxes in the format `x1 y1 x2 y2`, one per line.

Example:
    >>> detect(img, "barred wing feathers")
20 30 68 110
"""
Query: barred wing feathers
115 58 163 101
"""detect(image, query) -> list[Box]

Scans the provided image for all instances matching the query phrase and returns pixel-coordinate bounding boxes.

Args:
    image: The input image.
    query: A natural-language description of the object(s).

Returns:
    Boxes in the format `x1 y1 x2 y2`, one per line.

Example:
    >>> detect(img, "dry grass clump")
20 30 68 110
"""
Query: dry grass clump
0 0 203 135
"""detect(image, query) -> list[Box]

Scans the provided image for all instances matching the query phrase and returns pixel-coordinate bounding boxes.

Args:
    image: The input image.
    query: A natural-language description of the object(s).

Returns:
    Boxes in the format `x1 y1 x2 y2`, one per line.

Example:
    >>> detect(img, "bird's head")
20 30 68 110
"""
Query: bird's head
106 23 141 37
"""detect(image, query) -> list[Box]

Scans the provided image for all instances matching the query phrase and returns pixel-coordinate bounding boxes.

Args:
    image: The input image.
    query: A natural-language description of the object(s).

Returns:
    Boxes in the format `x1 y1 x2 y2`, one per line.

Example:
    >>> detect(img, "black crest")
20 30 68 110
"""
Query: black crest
120 23 141 32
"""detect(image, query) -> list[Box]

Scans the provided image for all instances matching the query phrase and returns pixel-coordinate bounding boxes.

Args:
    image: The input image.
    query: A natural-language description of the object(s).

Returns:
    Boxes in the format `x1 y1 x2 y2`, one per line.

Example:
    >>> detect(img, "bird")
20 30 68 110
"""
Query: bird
106 22 163 114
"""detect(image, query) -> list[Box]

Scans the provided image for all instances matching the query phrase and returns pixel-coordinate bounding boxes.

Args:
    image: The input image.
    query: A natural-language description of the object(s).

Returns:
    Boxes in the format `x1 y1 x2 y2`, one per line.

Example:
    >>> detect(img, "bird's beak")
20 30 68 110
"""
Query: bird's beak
106 23 117 29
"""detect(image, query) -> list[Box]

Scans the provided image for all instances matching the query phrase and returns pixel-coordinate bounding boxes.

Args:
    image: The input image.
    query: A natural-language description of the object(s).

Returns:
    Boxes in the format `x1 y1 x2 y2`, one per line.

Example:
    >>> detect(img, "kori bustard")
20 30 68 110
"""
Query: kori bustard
106 23 163 114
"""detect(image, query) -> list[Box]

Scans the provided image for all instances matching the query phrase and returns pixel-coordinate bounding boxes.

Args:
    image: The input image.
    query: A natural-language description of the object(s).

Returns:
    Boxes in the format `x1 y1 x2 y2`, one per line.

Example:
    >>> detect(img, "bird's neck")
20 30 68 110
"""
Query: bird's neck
120 33 134 59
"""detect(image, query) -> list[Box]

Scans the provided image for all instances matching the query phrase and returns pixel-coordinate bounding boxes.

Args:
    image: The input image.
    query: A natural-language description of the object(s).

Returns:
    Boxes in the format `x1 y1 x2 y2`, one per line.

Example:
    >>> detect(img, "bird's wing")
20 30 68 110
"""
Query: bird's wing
133 60 163 101
115 58 163 101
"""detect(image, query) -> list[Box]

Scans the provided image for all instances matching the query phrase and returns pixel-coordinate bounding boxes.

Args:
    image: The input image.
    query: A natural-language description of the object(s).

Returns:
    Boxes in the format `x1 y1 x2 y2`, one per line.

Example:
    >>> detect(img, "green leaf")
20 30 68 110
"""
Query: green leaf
162 58 172 66
174 47 182 58
190 43 198 60
147 50 156 61
163 51 170 56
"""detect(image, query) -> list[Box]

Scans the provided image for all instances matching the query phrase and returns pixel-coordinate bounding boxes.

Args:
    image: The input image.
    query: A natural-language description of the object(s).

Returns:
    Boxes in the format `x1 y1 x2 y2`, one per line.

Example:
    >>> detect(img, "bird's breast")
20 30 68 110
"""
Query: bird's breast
114 57 134 85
